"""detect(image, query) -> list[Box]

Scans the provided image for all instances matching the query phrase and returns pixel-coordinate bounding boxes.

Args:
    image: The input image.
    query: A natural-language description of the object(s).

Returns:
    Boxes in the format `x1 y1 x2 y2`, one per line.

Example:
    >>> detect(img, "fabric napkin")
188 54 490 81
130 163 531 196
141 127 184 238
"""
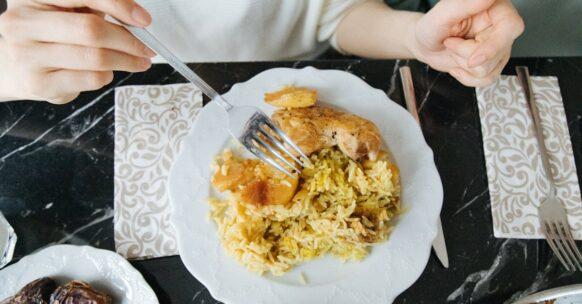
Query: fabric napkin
476 75 582 240
114 84 202 259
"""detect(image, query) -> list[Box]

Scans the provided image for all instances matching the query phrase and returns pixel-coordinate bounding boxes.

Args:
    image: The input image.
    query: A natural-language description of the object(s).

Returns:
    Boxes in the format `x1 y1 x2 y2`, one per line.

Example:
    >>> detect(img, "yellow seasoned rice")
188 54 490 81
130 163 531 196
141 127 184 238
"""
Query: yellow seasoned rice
208 147 401 276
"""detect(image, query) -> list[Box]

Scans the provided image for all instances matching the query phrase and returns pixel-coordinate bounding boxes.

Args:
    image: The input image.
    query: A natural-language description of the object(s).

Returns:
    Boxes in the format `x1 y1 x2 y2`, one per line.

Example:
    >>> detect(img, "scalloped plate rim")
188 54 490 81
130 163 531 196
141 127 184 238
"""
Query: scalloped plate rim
0 244 158 303
169 66 443 304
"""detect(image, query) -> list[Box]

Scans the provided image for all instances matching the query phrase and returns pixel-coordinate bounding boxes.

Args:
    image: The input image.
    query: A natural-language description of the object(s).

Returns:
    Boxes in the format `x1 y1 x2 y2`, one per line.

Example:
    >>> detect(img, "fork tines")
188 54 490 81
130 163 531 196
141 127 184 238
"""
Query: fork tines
541 220 582 271
241 113 310 177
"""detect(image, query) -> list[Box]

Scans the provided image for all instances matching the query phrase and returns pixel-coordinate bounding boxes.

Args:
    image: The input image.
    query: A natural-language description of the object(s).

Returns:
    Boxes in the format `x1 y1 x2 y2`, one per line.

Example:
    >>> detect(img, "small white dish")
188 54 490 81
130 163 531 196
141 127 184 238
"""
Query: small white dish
169 66 443 304
0 245 158 303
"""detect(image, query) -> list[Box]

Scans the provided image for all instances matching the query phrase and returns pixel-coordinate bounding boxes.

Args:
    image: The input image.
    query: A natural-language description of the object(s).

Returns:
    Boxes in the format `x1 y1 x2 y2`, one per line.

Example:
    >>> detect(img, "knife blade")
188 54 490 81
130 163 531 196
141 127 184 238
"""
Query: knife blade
399 66 449 268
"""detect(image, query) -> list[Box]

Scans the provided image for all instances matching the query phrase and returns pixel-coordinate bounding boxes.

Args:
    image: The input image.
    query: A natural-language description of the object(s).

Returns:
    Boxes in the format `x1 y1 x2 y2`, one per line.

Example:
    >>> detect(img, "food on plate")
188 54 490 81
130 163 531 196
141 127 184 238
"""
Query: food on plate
264 86 317 108
1 278 111 304
211 150 298 206
207 86 400 276
210 147 400 275
272 106 382 161
50 281 111 304
0 277 56 304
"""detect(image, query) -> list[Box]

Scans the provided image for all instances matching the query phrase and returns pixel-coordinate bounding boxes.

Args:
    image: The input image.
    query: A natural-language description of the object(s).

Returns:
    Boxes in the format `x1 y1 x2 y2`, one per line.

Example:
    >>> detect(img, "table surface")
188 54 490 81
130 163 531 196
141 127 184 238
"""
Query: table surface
0 58 581 304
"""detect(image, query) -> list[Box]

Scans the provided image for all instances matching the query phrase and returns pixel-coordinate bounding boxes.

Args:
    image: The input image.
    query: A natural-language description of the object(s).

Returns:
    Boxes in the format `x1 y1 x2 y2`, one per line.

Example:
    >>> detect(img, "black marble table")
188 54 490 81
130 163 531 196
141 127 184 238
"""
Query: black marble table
0 58 581 304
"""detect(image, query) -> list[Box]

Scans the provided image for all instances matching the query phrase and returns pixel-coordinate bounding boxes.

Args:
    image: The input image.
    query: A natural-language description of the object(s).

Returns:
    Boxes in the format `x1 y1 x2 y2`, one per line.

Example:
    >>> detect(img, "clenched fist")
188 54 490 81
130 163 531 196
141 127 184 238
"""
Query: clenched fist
0 0 155 104
413 0 524 86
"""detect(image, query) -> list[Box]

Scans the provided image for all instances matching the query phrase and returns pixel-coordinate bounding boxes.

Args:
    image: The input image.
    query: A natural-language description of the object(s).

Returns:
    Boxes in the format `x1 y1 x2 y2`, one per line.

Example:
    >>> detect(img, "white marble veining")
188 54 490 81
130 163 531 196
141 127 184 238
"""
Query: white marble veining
0 74 131 163
417 72 442 113
448 239 527 303
453 188 489 216
386 59 401 96
49 207 114 246
191 289 204 303
0 106 32 140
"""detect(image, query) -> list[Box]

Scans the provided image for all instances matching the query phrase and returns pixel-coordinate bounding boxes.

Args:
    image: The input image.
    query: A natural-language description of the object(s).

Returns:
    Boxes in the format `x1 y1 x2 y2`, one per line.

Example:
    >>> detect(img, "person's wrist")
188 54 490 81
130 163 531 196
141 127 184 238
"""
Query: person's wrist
0 39 16 102
404 13 425 62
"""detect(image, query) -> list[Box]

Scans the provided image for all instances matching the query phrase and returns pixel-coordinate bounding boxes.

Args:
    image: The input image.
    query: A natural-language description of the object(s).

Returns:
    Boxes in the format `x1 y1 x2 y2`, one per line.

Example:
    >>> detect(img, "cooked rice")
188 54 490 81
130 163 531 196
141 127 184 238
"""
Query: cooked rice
298 272 308 285
208 147 401 276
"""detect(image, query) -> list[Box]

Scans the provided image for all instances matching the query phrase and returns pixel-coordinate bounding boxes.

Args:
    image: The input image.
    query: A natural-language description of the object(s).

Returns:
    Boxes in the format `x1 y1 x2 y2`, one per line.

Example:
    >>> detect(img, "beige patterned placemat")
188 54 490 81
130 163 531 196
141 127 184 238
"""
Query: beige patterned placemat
476 75 582 239
114 84 202 259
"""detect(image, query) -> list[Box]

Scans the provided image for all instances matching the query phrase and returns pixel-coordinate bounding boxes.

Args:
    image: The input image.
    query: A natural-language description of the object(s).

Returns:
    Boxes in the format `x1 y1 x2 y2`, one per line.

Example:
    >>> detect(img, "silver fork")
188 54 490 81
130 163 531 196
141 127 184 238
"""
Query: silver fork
516 66 582 271
120 22 309 177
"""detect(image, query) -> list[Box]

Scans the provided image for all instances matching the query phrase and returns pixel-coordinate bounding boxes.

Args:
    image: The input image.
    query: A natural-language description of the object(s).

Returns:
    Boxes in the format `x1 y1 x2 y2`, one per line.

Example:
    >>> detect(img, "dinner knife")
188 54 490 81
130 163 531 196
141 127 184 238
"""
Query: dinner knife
398 66 449 268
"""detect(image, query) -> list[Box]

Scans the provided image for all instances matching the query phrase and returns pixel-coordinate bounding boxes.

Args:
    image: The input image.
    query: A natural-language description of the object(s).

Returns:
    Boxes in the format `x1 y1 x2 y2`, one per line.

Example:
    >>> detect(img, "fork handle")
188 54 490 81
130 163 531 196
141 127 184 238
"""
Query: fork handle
516 67 556 191
119 20 233 111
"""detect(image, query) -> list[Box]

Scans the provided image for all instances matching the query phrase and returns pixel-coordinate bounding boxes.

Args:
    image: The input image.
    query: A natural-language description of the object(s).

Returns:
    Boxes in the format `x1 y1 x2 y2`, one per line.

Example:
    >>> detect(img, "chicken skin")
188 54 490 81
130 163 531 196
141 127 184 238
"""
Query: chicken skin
271 106 381 161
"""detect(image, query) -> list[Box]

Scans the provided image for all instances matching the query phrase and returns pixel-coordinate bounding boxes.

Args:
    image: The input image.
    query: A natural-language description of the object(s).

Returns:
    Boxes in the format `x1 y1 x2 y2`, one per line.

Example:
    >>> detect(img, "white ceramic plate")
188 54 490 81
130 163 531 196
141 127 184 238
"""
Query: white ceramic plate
169 67 443 304
0 245 158 303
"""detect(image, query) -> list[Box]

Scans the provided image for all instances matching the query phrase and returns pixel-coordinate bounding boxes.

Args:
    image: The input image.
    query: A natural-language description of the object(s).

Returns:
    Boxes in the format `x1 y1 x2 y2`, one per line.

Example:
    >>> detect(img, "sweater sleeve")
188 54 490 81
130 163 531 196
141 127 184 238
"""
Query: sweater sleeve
317 0 382 53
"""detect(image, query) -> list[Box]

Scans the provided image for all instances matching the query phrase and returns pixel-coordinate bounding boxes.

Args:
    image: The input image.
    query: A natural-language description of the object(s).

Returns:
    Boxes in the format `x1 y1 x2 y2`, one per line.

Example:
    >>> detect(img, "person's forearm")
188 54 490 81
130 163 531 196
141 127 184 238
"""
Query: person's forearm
334 1 422 59
0 96 16 102
0 39 15 102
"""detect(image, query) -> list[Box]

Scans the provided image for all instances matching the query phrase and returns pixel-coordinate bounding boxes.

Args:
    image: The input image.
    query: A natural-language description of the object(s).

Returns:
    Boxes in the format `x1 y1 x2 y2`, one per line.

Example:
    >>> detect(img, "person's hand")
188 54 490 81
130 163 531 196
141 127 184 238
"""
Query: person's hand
411 0 524 87
0 0 155 103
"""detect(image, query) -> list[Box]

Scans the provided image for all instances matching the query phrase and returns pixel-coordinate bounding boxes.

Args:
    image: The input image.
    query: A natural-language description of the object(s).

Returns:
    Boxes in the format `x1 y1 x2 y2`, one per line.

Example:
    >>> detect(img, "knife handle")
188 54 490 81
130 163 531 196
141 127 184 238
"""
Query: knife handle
399 67 421 123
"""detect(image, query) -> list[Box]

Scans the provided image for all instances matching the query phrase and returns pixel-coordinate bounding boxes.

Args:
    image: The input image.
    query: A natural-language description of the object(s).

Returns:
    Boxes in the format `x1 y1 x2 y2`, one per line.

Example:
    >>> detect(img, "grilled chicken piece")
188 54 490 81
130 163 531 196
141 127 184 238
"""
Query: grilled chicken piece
264 86 317 108
271 106 381 160
212 151 298 206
